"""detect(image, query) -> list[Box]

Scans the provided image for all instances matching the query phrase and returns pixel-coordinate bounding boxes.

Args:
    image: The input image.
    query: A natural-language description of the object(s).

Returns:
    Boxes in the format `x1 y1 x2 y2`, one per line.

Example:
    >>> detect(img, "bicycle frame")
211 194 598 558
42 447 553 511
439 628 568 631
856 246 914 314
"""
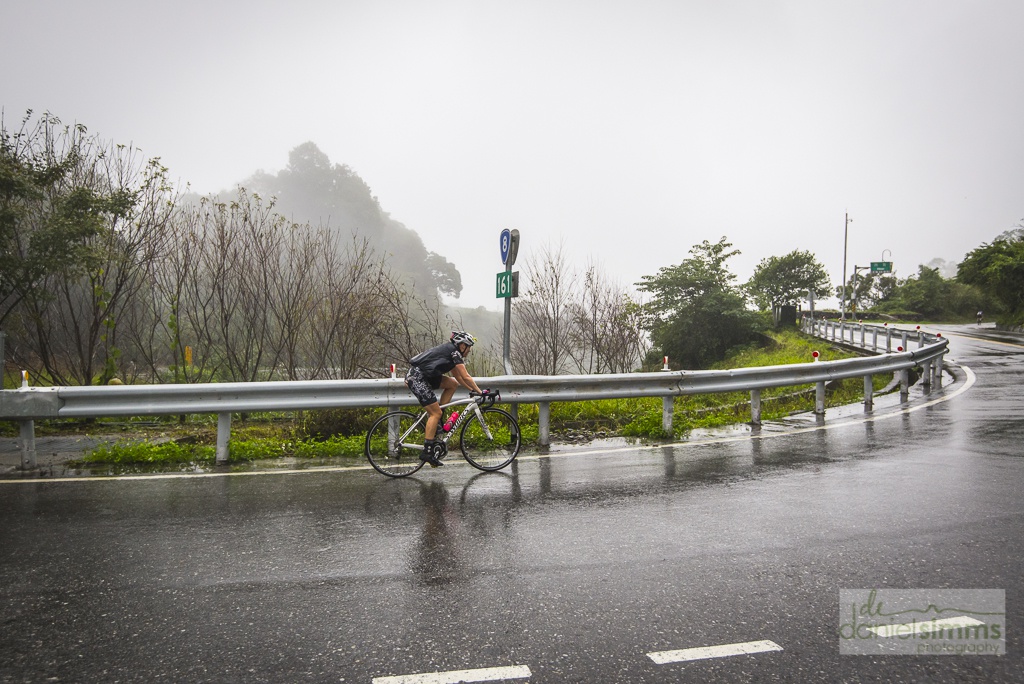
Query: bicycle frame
388 395 496 452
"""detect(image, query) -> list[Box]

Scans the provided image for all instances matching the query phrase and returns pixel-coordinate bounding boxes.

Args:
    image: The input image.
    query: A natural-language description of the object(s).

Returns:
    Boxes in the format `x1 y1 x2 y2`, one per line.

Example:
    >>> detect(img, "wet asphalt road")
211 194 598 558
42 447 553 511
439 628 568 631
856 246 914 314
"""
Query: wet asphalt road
1 325 1022 683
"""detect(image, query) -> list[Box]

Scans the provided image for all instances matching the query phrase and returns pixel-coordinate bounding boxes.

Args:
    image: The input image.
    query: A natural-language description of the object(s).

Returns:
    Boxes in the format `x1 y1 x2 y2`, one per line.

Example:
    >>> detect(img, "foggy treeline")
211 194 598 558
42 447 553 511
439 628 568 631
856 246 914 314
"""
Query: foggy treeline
1 113 649 386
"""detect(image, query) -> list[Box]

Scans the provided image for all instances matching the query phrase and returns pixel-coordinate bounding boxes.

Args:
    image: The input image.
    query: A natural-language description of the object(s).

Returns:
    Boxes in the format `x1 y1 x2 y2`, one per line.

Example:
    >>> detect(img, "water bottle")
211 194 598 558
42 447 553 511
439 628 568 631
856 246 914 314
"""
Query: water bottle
443 411 459 432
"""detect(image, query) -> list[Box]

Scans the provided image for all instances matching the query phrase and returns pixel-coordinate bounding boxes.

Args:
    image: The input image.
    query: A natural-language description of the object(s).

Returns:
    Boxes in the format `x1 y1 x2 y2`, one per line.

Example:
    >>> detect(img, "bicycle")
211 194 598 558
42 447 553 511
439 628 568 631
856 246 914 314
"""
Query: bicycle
365 390 521 477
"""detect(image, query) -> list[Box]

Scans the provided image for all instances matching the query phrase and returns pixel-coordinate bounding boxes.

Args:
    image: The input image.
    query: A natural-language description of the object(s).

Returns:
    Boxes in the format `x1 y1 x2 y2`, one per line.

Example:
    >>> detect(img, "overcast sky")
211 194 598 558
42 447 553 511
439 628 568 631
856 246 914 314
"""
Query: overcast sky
4 0 1022 311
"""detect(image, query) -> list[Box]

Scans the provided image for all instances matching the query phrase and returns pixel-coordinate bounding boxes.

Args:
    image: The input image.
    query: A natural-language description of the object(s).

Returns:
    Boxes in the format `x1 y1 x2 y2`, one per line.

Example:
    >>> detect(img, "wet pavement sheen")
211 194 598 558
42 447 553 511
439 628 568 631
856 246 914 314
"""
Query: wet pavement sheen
1 324 1022 682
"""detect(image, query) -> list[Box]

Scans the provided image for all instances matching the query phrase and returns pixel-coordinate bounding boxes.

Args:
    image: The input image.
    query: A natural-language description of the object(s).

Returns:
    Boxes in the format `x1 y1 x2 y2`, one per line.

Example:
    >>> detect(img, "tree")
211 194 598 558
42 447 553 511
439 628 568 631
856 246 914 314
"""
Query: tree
871 265 984 320
511 242 580 375
3 117 458 385
424 252 462 298
242 142 462 300
892 266 948 318
957 227 1024 321
1 112 123 328
745 249 831 311
510 245 648 375
637 237 761 369
836 270 898 313
2 112 172 385
568 261 648 373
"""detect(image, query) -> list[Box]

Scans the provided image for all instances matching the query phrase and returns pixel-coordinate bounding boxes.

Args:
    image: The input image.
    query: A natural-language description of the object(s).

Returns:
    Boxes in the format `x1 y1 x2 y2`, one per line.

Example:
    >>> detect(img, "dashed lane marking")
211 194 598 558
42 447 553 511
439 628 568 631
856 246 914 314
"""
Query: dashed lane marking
648 639 783 664
868 616 985 638
371 664 531 684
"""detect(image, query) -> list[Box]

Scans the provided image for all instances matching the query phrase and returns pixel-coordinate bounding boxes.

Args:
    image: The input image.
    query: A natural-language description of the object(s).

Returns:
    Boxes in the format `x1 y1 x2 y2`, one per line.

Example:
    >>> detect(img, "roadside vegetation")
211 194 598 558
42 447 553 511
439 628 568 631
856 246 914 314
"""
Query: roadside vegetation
53 329 886 470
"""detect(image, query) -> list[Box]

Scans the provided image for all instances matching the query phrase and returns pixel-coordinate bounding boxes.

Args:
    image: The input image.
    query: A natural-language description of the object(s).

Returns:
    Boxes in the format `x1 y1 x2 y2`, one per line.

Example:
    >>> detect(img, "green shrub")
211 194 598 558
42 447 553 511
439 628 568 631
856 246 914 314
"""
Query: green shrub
299 408 382 439
77 440 215 465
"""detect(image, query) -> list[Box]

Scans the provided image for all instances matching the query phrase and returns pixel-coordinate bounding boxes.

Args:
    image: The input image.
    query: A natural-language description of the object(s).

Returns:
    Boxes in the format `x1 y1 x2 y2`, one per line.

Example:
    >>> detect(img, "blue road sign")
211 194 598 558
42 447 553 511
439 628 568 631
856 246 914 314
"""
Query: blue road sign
500 229 511 265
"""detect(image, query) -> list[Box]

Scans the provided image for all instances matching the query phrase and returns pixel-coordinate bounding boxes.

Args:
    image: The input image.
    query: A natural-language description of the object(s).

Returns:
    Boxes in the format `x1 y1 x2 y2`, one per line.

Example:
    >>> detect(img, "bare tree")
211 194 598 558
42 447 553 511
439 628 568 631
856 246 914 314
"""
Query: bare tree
511 242 579 375
568 261 648 373
315 237 416 379
200 190 284 382
511 247 648 376
271 222 329 380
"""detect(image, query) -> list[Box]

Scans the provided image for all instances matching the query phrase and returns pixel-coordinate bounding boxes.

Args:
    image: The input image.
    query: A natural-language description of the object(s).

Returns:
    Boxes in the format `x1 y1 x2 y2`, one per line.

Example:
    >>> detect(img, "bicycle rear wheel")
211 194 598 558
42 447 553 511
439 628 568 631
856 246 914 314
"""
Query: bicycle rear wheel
459 407 521 471
365 411 426 477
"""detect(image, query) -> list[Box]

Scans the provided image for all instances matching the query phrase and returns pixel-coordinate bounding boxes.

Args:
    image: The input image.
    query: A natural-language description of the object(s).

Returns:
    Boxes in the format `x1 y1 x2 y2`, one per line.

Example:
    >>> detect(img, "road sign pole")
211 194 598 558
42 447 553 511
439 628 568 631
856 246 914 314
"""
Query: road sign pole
503 264 513 375
499 229 520 376
841 213 851 322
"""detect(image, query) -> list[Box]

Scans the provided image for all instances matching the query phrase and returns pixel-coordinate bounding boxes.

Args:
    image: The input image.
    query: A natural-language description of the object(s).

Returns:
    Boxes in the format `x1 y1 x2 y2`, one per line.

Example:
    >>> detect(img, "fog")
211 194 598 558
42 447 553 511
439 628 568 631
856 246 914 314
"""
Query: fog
3 0 1022 309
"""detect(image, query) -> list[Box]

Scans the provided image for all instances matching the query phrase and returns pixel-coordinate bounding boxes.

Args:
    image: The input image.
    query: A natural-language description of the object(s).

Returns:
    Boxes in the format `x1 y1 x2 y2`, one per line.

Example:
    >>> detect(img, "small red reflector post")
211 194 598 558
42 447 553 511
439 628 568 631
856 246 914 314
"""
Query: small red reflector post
812 351 820 361
897 346 904 352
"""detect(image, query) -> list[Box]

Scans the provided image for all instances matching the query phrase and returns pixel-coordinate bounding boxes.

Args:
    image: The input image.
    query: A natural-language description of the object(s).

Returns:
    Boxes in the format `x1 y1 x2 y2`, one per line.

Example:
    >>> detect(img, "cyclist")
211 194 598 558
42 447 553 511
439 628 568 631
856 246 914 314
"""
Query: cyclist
405 331 485 467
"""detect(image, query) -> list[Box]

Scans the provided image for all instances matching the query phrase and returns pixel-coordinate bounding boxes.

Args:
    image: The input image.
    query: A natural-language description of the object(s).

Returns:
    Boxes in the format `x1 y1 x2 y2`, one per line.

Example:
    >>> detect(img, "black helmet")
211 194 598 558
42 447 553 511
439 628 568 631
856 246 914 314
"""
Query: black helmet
450 331 476 346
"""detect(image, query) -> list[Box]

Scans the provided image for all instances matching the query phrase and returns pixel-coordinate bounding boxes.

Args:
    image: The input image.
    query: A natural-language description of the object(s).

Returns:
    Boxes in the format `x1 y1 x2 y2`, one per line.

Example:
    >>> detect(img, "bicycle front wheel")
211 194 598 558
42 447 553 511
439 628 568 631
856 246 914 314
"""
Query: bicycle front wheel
459 407 521 471
365 411 426 477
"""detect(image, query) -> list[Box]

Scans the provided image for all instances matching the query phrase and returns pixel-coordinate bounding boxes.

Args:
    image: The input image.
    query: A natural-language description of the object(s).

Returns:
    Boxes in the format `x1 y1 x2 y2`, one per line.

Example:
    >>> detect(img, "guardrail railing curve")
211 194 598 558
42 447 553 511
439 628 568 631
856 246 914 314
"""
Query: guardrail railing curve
1 318 947 469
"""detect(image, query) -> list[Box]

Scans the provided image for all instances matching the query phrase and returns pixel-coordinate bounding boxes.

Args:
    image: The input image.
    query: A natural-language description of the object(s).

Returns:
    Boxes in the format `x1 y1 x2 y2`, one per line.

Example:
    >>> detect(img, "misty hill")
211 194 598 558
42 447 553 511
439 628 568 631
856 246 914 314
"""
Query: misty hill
239 142 461 299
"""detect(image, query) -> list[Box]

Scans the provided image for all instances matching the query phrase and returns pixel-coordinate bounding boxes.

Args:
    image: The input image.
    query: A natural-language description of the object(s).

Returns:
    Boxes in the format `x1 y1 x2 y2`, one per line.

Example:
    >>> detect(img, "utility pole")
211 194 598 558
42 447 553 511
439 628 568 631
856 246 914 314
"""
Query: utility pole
841 212 852 321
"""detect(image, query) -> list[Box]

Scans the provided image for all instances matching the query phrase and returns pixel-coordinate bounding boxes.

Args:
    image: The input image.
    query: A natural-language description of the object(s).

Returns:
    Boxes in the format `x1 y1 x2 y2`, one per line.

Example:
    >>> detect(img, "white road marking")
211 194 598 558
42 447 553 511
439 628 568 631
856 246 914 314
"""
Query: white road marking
868 616 985 638
371 664 531 684
648 639 783 664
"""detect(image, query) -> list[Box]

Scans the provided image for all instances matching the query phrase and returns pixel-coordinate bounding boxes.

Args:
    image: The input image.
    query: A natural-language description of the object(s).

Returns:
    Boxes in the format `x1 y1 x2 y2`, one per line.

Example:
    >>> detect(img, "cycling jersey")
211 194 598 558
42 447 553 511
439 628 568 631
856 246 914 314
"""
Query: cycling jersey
408 342 465 382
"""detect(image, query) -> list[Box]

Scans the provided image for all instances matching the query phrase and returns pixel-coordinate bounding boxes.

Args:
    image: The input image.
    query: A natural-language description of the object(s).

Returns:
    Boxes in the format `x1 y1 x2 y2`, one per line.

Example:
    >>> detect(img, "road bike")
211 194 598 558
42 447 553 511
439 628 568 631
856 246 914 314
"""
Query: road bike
365 390 521 477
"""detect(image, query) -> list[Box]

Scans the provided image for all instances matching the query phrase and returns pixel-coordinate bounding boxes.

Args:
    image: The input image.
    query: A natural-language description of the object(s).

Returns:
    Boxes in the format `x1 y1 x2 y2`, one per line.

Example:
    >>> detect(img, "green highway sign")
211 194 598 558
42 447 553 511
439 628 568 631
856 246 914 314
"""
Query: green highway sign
496 270 520 298
870 261 893 273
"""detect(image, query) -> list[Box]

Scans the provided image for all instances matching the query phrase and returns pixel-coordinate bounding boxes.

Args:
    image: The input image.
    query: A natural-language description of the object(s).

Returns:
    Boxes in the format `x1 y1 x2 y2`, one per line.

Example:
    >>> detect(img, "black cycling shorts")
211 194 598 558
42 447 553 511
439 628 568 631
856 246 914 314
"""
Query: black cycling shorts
405 366 441 406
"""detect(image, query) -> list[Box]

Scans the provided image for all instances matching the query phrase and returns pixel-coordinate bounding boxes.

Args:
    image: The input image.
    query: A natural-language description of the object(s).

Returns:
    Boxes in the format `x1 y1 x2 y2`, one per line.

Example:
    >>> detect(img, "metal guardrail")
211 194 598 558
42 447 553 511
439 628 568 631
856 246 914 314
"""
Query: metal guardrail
2 320 947 469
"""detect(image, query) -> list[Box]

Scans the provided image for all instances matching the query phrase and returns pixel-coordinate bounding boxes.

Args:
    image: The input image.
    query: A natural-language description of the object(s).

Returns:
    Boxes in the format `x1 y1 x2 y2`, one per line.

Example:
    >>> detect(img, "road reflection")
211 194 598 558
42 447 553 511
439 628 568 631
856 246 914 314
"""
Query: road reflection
409 481 462 586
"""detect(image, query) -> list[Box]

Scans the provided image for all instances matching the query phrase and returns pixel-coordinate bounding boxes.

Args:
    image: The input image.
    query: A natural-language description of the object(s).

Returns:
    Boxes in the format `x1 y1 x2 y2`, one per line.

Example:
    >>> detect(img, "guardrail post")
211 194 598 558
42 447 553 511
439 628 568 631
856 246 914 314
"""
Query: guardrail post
885 328 892 352
750 389 761 425
815 381 826 415
863 375 873 411
19 420 37 470
216 412 231 464
934 353 944 388
872 328 878 351
921 360 932 388
901 331 909 352
860 323 866 347
662 396 674 434
538 402 550 447
900 369 910 401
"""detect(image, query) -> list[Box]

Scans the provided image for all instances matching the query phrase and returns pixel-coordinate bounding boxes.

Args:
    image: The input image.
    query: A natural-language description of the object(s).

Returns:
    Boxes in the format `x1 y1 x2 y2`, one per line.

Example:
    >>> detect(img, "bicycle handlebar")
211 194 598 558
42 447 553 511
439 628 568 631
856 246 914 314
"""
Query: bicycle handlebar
469 389 501 406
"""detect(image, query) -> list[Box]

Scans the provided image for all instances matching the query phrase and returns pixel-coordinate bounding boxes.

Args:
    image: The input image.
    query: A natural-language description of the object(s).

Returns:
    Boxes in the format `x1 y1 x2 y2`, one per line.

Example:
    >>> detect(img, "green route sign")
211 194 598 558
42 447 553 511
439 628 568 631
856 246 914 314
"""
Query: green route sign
496 270 520 298
870 261 893 273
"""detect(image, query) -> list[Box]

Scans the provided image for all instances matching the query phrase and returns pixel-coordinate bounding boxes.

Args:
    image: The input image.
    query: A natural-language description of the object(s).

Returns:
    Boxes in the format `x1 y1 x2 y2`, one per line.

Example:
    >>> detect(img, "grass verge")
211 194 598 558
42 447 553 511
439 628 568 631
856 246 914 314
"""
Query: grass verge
61 329 887 467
